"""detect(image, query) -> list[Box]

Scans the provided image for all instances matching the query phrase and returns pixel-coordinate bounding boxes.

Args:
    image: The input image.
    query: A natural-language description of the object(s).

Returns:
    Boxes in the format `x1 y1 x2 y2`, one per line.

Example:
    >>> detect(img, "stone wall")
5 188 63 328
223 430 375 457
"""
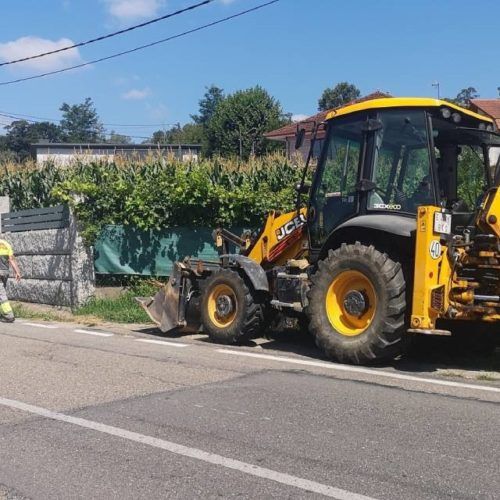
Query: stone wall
0 200 95 308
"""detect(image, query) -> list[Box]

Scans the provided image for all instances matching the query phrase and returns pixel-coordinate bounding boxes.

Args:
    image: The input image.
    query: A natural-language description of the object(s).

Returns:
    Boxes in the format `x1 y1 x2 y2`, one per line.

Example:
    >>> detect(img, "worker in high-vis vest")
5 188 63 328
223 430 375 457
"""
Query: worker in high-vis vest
0 239 21 322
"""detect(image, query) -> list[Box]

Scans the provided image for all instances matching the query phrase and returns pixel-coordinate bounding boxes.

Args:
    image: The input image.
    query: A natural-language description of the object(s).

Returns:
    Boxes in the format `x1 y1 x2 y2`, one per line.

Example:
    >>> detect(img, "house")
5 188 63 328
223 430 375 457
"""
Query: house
470 99 500 130
32 142 202 165
265 91 392 159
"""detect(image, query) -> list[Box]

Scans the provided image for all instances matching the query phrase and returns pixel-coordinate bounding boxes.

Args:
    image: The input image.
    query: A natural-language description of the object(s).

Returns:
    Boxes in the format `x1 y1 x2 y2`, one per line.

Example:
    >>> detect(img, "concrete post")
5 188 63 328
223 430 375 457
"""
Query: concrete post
69 214 95 309
0 196 10 233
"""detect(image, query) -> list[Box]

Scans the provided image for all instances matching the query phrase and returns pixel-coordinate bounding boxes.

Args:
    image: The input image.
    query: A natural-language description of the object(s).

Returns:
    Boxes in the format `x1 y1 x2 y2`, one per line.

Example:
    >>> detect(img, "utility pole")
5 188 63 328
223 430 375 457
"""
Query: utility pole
432 81 440 99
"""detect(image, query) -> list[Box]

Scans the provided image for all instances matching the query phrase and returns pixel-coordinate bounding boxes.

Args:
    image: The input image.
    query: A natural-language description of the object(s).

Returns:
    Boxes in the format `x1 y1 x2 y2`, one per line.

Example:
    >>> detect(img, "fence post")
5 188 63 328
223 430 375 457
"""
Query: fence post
69 212 95 309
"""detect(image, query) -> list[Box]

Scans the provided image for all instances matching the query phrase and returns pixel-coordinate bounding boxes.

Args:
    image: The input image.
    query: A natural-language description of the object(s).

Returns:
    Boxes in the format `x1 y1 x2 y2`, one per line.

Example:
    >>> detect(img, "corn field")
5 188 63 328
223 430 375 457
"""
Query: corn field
0 154 304 242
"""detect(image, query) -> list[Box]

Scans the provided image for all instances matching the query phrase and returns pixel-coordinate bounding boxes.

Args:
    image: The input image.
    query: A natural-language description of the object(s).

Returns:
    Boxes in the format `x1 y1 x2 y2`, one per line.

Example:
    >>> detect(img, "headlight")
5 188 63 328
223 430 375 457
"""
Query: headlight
486 124 494 132
478 122 486 130
451 112 462 123
441 107 452 119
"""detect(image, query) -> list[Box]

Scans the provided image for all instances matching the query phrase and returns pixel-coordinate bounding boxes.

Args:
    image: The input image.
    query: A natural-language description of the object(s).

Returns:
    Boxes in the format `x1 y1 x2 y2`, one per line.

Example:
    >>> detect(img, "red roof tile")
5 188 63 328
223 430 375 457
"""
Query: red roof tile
265 91 392 140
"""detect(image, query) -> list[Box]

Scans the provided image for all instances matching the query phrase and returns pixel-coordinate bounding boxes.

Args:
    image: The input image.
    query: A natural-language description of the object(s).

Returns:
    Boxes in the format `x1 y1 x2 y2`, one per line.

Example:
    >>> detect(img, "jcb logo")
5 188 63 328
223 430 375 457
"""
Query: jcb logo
276 214 307 241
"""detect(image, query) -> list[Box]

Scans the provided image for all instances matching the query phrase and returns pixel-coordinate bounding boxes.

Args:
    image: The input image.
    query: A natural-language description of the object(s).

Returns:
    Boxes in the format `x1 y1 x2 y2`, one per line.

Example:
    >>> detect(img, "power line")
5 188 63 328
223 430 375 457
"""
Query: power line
0 111 175 128
0 0 280 86
0 111 180 141
0 0 214 68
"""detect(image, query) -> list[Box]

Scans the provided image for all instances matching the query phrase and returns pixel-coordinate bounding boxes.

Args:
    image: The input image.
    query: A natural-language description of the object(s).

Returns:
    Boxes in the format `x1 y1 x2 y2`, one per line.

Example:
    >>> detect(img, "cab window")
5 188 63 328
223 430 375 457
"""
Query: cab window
368 110 434 213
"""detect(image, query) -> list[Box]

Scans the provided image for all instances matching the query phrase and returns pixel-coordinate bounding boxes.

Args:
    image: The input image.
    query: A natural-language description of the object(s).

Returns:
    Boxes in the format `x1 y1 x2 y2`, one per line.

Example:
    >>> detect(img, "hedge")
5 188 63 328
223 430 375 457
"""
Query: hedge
0 154 304 243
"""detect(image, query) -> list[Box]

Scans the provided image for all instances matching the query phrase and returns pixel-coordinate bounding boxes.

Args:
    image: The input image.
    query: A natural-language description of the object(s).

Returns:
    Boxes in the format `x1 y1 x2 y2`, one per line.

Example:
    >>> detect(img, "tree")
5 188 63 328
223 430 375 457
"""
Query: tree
4 120 63 160
107 131 131 144
148 123 204 144
318 82 361 111
453 87 479 108
191 85 225 126
206 86 289 158
60 97 105 142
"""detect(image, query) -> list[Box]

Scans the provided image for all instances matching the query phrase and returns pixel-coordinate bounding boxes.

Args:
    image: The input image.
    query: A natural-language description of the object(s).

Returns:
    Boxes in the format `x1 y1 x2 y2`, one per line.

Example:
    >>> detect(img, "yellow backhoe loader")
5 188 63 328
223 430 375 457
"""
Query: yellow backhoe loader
138 97 500 364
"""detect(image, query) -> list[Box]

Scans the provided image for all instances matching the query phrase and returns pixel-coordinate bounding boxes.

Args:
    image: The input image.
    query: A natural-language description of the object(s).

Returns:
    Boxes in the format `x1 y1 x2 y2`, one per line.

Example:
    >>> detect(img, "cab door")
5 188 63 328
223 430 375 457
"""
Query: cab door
308 113 368 249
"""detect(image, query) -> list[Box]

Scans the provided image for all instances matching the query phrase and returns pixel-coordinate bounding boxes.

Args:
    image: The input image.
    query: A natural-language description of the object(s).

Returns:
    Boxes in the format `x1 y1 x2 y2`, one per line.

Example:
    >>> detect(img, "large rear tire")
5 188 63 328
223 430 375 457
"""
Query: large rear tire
306 242 408 364
201 269 264 344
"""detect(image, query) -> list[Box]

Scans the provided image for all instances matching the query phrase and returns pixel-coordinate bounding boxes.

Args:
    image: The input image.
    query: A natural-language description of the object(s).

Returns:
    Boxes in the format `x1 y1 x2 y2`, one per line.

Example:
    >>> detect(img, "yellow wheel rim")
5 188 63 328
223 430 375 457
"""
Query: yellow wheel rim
325 270 377 336
207 284 238 328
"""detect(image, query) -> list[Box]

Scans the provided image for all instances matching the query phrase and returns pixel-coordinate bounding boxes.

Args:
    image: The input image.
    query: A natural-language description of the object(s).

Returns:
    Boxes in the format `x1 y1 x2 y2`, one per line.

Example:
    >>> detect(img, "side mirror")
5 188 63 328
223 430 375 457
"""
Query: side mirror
295 182 311 195
295 128 306 150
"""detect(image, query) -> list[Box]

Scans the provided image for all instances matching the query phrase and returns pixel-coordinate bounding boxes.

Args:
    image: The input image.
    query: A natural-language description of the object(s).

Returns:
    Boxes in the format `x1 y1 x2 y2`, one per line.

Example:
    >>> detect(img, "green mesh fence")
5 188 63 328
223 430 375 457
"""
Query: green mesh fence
94 225 244 276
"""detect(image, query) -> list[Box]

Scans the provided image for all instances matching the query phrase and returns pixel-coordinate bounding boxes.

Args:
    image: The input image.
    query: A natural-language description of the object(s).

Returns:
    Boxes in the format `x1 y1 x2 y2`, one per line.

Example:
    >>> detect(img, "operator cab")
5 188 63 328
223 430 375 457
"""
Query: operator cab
307 98 498 250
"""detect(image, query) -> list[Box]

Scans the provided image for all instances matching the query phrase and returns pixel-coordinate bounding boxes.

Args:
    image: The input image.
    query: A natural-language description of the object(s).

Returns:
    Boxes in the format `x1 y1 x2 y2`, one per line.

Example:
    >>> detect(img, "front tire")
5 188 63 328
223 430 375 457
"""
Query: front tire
306 242 408 364
201 269 264 344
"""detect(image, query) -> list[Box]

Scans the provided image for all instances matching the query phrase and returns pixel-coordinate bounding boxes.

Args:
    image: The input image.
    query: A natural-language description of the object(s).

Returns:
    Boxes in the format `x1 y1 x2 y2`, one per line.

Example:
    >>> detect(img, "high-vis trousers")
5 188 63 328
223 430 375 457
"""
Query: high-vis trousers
0 275 14 322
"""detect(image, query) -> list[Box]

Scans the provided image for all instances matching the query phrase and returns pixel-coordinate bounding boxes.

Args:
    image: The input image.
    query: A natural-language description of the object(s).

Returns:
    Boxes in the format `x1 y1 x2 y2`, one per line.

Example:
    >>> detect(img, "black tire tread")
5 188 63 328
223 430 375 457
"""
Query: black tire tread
201 269 264 345
306 242 408 364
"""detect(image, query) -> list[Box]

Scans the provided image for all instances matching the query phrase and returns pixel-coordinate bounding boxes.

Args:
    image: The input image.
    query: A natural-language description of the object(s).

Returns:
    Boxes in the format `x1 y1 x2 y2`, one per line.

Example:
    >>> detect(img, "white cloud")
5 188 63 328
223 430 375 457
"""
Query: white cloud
0 36 82 72
292 114 309 123
121 87 151 100
104 0 165 21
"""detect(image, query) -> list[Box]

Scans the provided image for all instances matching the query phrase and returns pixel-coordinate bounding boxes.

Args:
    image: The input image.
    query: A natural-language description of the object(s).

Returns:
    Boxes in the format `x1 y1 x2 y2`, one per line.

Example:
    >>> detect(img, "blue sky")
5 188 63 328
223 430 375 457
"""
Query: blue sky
0 0 499 139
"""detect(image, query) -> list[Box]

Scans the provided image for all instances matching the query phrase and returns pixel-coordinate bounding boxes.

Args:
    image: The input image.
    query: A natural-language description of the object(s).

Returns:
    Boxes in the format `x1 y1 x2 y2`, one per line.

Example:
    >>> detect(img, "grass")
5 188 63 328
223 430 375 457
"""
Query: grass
475 373 499 382
12 303 70 323
73 291 151 324
73 282 158 324
12 282 158 325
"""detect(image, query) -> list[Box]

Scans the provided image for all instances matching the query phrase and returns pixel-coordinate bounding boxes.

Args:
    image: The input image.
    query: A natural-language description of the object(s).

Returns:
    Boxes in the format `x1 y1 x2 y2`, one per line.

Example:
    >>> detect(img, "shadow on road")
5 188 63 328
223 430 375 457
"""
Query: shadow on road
132 323 499 378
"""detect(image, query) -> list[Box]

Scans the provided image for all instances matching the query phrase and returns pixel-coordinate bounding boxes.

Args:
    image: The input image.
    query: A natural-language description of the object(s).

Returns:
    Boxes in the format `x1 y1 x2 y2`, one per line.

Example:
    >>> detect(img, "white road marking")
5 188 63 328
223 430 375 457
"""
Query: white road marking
74 329 114 338
0 397 375 500
217 349 500 394
22 322 58 329
134 338 188 348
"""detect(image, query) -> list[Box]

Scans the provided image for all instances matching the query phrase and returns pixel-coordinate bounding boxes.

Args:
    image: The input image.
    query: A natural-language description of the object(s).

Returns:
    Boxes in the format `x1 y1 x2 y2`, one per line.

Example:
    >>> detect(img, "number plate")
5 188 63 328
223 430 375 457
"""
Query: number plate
434 212 452 235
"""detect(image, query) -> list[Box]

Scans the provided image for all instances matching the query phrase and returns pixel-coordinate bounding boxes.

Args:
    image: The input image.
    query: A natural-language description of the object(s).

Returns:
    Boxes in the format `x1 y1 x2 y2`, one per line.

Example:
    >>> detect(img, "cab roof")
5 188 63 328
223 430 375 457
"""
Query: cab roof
325 97 493 124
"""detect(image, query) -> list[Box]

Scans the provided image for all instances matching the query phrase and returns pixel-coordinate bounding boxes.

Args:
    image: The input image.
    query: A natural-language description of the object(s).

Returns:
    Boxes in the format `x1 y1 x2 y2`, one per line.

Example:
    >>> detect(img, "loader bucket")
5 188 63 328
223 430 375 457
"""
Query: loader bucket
135 263 184 333
135 262 202 334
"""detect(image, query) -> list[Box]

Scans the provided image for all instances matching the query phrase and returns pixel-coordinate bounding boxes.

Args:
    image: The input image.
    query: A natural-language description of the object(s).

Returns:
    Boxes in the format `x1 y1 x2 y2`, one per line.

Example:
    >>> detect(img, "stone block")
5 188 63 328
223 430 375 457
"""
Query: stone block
7 278 72 307
4 228 71 255
32 254 71 280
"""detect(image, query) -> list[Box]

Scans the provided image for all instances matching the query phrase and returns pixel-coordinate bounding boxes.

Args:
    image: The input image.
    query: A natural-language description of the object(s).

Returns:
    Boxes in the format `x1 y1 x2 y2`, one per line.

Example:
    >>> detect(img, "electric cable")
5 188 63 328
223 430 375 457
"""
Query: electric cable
0 0 214 67
0 0 280 86
0 111 174 128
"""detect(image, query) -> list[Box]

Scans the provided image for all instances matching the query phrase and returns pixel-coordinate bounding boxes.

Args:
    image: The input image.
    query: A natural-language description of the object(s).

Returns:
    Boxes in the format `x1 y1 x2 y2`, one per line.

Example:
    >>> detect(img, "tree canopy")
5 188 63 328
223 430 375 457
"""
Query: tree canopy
453 87 479 108
205 86 289 158
318 82 361 111
191 85 225 126
2 120 63 160
60 97 105 142
149 123 204 145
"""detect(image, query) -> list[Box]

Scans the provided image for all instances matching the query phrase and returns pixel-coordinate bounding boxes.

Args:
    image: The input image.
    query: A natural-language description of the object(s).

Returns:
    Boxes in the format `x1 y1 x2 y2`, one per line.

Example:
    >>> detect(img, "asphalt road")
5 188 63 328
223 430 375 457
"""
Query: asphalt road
0 320 499 500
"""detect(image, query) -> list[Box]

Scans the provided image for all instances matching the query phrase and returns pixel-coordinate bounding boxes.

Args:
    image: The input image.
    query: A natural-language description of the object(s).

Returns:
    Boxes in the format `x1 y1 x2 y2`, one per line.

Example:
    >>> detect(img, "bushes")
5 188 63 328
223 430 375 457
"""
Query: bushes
0 154 303 243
